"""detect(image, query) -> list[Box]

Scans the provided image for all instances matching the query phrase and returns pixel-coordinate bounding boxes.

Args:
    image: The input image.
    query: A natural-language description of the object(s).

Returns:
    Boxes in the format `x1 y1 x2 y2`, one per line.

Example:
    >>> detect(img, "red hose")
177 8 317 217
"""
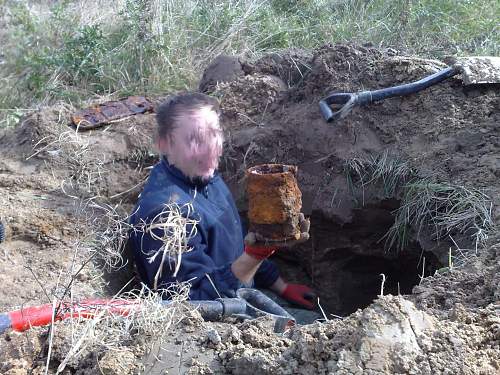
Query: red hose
9 299 141 332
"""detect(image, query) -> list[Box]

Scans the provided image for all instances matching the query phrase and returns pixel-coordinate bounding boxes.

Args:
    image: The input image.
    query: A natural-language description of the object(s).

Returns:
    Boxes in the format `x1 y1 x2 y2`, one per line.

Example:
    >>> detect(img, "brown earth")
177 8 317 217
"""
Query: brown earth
0 44 498 374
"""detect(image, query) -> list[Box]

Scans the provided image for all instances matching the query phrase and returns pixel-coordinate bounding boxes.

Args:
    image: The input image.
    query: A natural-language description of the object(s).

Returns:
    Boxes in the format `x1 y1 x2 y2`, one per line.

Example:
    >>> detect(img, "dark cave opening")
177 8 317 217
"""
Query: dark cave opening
270 199 443 317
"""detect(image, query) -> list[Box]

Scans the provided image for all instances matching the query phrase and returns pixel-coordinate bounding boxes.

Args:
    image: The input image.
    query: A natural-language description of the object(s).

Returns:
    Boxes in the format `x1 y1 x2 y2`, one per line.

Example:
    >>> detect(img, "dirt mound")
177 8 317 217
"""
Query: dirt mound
0 104 159 312
217 296 499 374
199 55 246 93
1 105 157 200
218 44 499 217
212 73 287 130
412 239 500 317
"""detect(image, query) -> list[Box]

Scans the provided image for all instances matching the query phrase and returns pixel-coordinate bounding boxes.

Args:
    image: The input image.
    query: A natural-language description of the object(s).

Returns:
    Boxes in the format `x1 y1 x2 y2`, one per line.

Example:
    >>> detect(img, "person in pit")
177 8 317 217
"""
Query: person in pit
128 92 315 311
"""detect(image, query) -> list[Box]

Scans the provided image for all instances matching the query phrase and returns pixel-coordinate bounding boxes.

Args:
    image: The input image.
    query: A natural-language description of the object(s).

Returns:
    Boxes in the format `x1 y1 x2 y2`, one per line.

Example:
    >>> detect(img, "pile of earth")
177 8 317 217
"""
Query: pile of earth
205 45 498 315
0 44 498 374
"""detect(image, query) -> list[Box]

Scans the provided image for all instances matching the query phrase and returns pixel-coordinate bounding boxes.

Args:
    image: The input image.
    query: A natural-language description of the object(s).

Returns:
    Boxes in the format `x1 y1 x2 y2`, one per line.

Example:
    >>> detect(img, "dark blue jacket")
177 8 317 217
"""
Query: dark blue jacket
129 157 279 300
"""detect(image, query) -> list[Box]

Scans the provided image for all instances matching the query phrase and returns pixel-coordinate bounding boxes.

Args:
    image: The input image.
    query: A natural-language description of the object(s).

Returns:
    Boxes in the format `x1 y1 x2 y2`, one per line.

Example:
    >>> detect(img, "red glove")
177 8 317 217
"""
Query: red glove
244 244 278 260
281 284 315 310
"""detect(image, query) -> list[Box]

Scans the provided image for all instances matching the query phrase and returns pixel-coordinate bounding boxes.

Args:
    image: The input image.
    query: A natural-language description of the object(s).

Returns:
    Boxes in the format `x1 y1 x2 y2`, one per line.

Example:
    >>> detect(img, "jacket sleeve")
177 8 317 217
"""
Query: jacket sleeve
254 259 280 288
130 217 242 300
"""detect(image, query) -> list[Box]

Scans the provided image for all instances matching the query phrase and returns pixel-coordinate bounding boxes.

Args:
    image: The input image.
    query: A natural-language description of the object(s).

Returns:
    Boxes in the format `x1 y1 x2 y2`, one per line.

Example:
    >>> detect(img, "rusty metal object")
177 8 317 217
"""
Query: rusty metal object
71 96 154 130
246 163 302 241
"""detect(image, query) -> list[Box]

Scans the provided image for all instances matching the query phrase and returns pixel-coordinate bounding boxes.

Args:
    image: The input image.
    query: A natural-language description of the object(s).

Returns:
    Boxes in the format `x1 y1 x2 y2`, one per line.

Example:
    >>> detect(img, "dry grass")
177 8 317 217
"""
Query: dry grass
85 201 135 271
384 181 493 253
134 203 199 289
29 128 108 198
53 284 191 374
345 151 415 205
344 154 493 257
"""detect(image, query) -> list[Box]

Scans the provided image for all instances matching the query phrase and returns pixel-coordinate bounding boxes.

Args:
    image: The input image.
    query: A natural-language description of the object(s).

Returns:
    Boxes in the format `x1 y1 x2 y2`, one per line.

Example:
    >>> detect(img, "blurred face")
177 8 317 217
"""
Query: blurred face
159 106 223 182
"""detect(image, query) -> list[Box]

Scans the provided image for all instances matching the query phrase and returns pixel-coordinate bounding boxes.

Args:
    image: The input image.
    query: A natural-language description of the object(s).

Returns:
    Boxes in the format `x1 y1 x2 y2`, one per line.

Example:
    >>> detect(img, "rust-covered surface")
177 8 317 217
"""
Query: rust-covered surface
246 163 302 241
71 96 154 130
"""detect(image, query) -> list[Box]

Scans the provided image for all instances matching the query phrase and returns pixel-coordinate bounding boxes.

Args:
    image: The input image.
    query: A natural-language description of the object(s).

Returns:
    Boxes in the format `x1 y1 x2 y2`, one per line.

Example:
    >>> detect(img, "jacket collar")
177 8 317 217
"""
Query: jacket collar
160 156 217 188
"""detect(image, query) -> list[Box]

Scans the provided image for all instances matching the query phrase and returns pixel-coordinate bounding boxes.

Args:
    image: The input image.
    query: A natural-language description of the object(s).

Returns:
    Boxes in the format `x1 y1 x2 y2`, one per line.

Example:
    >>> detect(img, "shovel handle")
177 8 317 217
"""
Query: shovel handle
319 93 355 122
319 66 459 123
362 66 459 103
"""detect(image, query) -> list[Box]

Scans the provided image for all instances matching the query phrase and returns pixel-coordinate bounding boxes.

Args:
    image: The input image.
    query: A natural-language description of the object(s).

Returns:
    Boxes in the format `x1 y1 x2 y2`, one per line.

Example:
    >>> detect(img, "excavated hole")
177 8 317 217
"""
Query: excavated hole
271 198 443 317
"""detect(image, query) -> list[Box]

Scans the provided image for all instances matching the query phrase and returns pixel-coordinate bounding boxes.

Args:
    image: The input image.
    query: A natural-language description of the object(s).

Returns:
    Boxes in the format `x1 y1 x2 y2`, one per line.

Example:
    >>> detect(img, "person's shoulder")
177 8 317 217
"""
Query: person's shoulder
135 171 193 221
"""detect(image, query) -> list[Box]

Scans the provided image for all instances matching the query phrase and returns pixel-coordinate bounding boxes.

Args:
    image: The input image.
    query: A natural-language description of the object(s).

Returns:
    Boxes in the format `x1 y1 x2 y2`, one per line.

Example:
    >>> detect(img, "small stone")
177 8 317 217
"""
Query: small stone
206 327 222 345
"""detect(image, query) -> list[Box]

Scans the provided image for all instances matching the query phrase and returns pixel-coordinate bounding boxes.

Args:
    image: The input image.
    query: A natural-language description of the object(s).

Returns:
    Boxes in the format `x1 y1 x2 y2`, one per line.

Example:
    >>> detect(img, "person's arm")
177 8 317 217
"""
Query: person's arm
254 259 280 288
243 214 316 309
241 248 315 309
269 276 287 294
231 252 264 285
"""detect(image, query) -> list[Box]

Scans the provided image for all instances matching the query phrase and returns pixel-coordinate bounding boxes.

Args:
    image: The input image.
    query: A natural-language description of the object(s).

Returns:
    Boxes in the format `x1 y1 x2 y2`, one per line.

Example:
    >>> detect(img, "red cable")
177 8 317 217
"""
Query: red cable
8 299 141 332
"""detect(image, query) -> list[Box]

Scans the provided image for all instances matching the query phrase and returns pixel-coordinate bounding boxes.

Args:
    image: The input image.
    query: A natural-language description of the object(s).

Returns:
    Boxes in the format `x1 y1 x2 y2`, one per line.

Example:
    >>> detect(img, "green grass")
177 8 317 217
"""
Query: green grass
344 155 493 254
345 152 415 205
383 181 493 253
1 0 499 127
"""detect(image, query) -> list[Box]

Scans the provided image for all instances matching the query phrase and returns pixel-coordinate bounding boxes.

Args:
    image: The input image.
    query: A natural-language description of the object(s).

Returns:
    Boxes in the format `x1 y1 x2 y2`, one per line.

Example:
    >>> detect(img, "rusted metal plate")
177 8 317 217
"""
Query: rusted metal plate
71 108 107 128
246 163 302 241
71 96 154 130
125 96 154 114
99 100 130 121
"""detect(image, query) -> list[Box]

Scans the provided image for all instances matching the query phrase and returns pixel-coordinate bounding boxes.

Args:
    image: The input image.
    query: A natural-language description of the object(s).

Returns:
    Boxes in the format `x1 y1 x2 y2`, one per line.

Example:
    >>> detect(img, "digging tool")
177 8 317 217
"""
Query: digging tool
0 289 295 335
319 56 500 123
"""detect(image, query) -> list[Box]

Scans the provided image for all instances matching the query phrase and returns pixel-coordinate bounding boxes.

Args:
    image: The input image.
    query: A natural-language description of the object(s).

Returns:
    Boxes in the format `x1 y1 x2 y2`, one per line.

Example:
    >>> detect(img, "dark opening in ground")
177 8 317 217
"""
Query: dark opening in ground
271 199 443 317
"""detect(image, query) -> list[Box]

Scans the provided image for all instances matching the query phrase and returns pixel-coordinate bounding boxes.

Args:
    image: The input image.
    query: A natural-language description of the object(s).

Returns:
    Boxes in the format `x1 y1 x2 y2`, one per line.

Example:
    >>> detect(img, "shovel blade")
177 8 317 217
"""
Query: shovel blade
450 56 500 86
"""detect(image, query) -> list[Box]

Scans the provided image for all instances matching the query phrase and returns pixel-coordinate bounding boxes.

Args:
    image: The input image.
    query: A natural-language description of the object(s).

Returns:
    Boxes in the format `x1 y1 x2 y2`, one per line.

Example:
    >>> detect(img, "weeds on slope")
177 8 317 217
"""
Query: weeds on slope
344 154 493 256
384 181 493 253
1 0 499 127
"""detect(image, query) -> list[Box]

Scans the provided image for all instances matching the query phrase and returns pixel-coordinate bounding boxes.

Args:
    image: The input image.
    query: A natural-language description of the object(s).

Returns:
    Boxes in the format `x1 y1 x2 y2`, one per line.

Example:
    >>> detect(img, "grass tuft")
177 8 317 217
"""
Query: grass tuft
383 180 493 253
135 203 199 289
344 154 493 256
55 285 191 374
344 151 415 205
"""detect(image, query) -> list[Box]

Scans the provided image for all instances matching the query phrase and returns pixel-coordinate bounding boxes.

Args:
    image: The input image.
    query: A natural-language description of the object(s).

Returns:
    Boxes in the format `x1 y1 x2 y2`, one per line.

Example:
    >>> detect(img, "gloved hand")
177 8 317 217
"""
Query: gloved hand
243 244 278 260
281 283 316 310
244 213 310 249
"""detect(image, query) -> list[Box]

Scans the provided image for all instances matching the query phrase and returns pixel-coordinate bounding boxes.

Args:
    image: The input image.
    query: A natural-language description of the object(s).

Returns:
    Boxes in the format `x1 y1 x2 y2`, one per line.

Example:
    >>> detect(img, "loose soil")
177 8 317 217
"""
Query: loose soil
0 44 498 374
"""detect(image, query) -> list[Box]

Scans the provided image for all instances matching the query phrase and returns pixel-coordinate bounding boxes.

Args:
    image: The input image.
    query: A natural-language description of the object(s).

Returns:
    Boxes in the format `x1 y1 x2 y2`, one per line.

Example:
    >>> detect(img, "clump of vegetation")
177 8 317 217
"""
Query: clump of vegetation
345 151 415 204
1 0 499 126
52 285 191 374
384 181 493 253
136 202 199 289
344 154 493 256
